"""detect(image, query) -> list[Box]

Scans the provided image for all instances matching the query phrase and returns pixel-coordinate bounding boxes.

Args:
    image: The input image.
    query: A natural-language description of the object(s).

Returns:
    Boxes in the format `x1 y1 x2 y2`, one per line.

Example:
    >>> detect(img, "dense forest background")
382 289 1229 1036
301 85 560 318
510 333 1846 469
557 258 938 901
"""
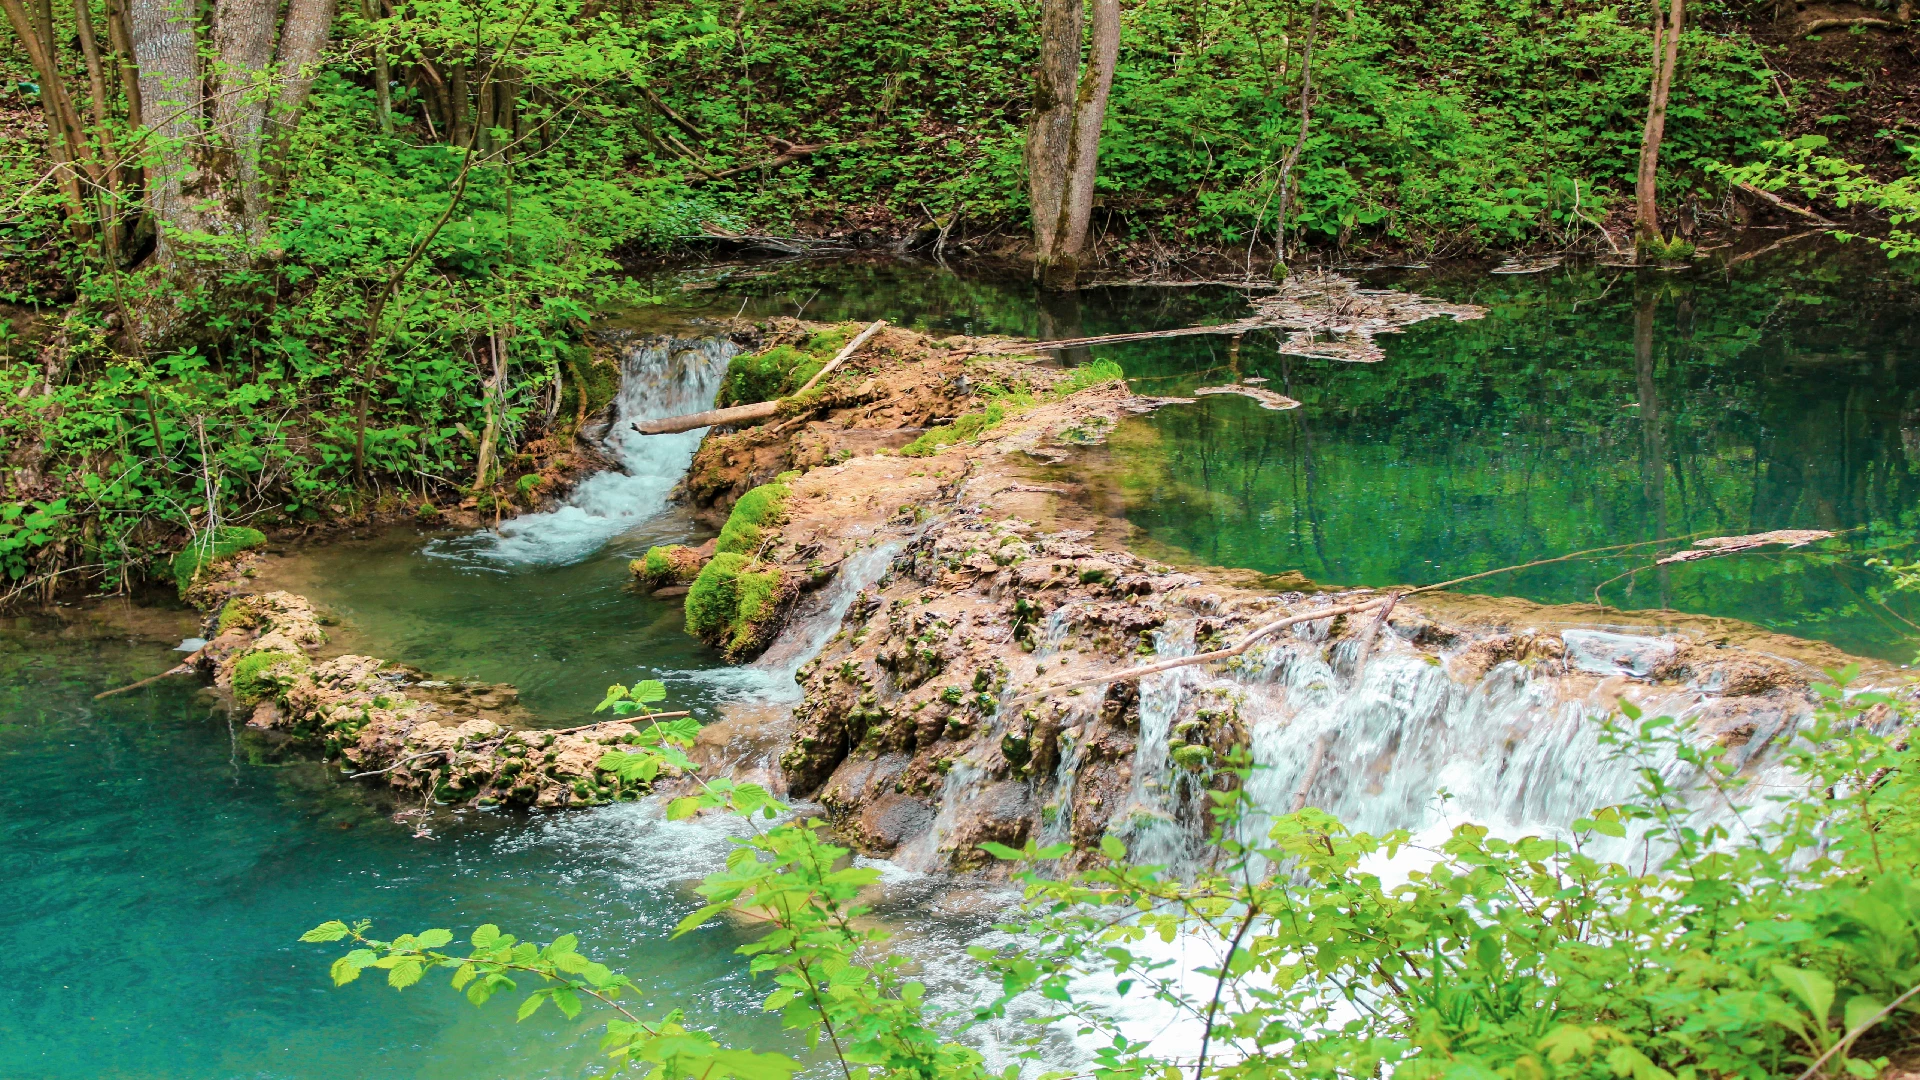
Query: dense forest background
0 0 1915 597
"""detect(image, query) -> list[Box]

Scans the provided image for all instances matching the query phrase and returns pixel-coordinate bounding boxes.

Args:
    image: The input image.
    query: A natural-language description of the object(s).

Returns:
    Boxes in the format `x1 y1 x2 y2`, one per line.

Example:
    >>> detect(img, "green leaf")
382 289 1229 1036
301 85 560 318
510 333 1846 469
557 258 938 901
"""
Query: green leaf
1773 965 1836 1029
388 960 424 989
667 796 702 821
471 924 501 948
1099 835 1127 859
518 990 548 1021
415 928 454 950
553 985 583 1019
632 679 667 704
329 956 363 986
301 920 349 942
1844 994 1887 1036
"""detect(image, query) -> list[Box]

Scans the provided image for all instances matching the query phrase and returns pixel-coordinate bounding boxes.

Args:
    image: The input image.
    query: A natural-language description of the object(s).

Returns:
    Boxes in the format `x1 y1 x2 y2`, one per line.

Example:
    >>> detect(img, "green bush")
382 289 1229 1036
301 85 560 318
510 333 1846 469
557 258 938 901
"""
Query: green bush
231 650 308 706
715 483 791 555
170 526 268 594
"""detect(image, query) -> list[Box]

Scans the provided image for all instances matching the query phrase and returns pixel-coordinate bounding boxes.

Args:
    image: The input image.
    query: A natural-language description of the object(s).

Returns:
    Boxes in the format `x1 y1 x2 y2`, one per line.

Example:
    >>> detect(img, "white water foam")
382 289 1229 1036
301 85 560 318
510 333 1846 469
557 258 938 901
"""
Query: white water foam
429 335 737 568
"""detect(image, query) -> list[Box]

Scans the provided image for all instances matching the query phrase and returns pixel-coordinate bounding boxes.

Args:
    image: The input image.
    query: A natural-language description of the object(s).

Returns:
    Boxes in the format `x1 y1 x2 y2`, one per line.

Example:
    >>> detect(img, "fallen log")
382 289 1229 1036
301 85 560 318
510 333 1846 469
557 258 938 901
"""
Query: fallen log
634 319 887 436
1737 182 1837 226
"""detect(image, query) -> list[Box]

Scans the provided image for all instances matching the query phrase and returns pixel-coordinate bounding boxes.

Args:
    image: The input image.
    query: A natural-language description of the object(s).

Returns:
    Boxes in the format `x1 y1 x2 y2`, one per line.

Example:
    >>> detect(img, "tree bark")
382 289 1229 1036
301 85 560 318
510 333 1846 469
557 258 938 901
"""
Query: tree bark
103 0 141 128
367 0 393 135
210 0 280 241
265 0 338 165
1038 0 1119 290
1026 0 1083 267
449 61 470 149
1635 0 1684 251
2 0 93 225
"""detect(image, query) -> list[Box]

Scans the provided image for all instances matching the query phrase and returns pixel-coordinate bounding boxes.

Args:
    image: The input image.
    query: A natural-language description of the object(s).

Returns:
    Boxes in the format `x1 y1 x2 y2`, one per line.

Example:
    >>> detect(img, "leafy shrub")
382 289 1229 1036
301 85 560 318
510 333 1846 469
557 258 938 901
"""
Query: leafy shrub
311 675 1920 1080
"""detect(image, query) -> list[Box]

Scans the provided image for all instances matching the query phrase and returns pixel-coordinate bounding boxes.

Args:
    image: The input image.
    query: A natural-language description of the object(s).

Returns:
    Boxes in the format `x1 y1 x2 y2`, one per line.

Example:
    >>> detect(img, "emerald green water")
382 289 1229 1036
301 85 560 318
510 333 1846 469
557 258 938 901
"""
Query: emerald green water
5 247 1919 1077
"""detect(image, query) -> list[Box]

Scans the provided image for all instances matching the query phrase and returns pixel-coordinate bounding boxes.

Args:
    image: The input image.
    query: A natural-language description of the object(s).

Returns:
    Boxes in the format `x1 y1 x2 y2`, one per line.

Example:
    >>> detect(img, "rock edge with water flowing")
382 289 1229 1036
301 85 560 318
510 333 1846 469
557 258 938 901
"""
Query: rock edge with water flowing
181 557 671 812
665 315 1893 872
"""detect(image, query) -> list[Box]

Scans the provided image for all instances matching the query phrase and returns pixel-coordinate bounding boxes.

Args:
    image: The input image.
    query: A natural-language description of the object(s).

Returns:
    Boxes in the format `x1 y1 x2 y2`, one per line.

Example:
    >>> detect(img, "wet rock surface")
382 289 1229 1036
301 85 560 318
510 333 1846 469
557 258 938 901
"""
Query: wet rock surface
652 324 1893 872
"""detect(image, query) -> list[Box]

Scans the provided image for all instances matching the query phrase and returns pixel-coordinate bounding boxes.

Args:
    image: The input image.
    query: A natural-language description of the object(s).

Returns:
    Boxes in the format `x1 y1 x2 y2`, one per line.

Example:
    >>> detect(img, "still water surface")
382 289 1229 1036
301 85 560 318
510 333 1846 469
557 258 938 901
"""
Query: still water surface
6 246 1919 1077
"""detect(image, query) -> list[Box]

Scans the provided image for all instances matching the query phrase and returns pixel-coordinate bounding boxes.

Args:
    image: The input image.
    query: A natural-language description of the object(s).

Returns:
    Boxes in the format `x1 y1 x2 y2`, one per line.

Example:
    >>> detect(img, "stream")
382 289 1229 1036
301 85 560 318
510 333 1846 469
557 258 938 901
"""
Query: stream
5 244 1919 1077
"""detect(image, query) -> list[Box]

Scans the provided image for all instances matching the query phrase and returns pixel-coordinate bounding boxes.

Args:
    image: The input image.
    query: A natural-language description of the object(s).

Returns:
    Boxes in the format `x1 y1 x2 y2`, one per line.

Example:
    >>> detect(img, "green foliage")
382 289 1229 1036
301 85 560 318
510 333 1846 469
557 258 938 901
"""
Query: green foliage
715 483 791 556
231 650 308 706
170 526 268 594
0 499 68 581
311 673 1920 1080
1717 136 1920 257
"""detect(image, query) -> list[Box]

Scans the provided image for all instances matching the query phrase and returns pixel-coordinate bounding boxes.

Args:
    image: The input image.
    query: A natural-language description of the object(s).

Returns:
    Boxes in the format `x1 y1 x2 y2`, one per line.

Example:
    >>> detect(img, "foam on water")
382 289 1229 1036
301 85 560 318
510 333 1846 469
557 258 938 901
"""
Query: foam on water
429 334 737 568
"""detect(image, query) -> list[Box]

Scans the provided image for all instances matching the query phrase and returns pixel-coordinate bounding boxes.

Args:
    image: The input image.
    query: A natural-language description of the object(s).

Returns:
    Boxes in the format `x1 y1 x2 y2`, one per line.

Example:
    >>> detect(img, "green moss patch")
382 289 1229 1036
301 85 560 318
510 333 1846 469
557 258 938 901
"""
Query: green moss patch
714 325 857 408
685 552 791 660
632 544 708 587
216 597 259 632
715 481 791 555
171 525 267 594
231 649 310 706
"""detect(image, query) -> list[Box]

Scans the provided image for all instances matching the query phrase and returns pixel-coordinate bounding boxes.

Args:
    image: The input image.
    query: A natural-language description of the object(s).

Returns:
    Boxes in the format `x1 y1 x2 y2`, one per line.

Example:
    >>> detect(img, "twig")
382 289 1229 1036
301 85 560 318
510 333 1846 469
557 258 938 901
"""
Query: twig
1737 182 1837 226
350 749 448 778
1791 979 1920 1080
1289 732 1332 812
94 660 196 699
548 711 690 736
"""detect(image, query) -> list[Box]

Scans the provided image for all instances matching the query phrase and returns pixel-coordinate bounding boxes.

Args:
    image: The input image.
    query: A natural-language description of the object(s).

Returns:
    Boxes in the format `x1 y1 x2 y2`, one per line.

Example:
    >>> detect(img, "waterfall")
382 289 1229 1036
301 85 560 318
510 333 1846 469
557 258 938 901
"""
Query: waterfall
429 334 737 567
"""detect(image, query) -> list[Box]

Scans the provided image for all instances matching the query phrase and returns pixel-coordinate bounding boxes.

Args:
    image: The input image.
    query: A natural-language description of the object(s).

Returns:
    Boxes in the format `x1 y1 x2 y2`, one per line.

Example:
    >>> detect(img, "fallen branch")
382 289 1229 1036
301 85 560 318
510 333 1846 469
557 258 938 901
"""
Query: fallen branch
634 320 886 436
1738 182 1837 226
94 660 197 700
1801 16 1908 34
1289 733 1332 812
689 139 831 183
988 319 1264 354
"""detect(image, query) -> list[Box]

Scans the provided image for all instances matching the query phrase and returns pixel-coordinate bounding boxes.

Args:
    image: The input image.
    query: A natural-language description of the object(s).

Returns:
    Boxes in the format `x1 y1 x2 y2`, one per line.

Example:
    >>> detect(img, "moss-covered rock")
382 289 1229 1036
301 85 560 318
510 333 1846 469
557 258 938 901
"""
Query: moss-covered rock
632 544 708 587
714 325 855 408
716 481 791 555
171 525 267 594
216 596 259 632
231 649 310 706
686 552 794 660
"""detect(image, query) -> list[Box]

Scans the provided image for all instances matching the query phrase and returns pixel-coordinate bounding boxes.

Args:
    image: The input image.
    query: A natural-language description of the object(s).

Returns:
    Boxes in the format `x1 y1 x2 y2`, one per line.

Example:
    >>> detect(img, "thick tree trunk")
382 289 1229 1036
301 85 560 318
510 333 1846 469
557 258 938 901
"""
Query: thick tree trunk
210 0 280 242
1038 0 1118 290
265 0 339 165
1026 0 1082 266
1634 0 1683 251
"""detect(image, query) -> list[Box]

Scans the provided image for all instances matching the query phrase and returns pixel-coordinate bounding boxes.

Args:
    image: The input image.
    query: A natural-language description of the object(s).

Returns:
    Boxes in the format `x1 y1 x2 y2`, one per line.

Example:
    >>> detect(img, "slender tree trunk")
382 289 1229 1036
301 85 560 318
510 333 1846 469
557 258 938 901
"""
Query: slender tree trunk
1026 0 1082 266
103 0 141 128
210 0 280 241
1038 0 1118 290
449 61 470 149
363 0 392 134
72 0 123 257
1272 0 1324 272
2 0 93 227
264 0 338 166
477 67 495 156
1635 0 1683 252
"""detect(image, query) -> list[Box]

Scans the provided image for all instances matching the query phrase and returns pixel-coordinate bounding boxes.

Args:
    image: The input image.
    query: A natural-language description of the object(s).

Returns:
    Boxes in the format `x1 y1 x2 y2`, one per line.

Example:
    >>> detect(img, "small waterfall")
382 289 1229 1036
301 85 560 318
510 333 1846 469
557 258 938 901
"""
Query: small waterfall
693 543 903 707
431 335 737 567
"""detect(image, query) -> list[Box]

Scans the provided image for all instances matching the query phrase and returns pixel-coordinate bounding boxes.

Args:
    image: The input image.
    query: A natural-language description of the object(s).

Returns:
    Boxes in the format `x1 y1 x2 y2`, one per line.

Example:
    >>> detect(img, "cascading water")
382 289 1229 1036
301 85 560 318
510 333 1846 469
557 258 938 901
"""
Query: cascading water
429 334 737 567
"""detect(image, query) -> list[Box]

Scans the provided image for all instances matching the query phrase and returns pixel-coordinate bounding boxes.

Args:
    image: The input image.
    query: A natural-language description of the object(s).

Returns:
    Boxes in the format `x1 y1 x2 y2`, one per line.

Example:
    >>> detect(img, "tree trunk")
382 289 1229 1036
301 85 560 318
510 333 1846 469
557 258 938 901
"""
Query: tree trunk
210 0 281 242
1635 0 1684 252
103 0 141 128
449 61 470 148
265 0 339 165
1037 0 1119 291
1026 0 1082 268
1271 0 1324 272
363 0 392 134
2 0 93 227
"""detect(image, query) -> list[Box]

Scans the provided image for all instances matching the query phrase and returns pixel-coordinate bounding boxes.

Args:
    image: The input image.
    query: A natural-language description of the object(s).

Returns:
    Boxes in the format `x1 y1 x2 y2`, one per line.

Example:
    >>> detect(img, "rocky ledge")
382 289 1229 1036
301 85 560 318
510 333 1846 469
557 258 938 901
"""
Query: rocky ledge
183 556 673 811
647 319 1891 872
